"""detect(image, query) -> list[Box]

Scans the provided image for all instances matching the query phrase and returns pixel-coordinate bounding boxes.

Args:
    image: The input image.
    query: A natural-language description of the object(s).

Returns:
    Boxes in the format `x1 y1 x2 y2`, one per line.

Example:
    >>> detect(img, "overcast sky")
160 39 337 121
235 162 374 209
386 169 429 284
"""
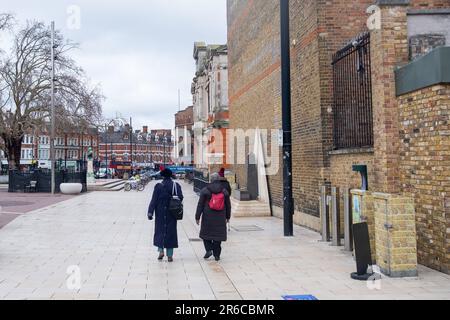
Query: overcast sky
0 0 227 130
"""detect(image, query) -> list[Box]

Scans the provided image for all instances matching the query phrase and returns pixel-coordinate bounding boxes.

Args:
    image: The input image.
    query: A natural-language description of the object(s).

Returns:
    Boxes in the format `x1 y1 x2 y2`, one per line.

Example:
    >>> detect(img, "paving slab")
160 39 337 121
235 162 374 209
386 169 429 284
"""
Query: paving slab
0 181 450 300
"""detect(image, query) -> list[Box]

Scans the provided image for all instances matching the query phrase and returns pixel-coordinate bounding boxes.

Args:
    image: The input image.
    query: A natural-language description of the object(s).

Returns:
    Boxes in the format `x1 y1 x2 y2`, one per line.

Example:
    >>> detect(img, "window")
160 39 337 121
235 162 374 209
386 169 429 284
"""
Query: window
38 149 49 160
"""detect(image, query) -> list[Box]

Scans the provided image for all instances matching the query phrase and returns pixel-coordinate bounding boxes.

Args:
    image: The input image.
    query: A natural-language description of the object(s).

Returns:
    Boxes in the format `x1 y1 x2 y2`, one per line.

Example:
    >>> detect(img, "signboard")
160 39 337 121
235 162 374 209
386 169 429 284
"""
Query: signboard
352 195 362 224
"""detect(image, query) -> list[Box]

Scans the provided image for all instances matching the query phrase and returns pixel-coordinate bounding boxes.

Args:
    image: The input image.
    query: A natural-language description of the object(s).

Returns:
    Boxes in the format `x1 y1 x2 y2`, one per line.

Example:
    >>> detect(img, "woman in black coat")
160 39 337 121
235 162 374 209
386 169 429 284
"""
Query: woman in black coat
196 173 231 261
148 169 183 262
218 168 232 194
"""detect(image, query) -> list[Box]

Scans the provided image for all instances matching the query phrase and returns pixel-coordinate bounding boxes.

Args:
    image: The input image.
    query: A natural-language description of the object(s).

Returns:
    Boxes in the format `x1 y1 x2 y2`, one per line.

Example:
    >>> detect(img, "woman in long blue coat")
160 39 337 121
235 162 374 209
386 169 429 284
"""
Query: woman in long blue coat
148 169 183 262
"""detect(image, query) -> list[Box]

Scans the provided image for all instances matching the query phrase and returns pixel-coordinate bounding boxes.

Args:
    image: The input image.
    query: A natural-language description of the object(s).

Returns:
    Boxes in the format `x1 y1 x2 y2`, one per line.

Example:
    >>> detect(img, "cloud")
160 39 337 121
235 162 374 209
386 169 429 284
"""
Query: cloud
0 0 227 129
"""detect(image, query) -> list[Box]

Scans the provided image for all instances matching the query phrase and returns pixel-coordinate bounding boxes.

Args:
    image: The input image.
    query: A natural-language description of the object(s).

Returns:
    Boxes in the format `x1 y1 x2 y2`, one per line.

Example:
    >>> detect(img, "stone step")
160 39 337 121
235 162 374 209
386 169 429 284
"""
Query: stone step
88 180 126 192
105 180 126 188
102 181 126 191
231 199 271 218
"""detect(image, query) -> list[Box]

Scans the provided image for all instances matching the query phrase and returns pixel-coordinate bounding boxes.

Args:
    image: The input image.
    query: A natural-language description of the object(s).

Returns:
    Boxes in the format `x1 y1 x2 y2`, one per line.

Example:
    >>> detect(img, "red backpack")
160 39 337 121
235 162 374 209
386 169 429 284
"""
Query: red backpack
209 191 225 211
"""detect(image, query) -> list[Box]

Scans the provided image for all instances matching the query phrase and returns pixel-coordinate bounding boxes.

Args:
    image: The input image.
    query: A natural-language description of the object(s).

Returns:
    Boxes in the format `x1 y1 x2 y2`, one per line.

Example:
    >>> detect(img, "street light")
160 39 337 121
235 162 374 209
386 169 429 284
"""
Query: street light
50 21 56 195
163 135 168 167
104 124 109 172
280 0 294 237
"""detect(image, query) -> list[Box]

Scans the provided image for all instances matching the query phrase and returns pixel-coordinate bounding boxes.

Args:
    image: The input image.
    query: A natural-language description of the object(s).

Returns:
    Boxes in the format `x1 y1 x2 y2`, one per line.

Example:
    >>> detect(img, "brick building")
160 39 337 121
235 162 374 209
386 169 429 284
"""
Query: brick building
174 106 194 166
227 0 450 274
98 125 174 170
0 127 99 171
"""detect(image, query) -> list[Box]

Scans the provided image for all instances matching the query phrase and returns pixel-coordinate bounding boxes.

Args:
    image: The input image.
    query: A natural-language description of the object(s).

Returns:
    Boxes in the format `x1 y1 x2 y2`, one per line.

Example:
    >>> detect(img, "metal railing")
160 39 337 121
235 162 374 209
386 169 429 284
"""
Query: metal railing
8 169 87 193
193 169 209 193
332 33 374 150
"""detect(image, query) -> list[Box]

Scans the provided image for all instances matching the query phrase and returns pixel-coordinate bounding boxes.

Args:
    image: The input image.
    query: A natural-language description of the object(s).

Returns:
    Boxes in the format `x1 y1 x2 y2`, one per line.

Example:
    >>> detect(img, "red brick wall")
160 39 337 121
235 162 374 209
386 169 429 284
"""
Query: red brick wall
228 0 373 217
290 0 373 216
227 0 450 228
410 0 450 8
227 0 284 207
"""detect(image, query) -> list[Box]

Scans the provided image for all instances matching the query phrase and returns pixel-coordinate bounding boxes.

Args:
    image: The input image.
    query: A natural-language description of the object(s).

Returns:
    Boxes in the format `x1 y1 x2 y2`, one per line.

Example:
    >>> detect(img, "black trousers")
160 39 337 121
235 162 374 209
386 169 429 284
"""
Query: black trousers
203 240 222 257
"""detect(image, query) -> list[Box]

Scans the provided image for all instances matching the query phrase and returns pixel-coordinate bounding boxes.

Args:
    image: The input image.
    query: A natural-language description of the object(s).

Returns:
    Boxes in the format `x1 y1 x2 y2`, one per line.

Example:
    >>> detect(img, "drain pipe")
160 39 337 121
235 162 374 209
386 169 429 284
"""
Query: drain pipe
384 198 393 276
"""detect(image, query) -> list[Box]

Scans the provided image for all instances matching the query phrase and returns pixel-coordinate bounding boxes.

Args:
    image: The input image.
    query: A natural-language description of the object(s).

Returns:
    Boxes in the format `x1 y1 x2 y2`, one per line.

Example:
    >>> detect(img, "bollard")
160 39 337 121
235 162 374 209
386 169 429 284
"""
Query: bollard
320 186 330 242
331 187 341 246
343 188 353 251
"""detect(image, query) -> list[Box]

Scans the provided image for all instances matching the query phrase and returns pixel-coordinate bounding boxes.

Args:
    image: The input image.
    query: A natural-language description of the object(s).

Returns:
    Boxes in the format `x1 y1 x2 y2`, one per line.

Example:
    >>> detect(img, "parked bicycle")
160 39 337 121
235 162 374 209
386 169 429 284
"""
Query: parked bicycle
124 179 145 192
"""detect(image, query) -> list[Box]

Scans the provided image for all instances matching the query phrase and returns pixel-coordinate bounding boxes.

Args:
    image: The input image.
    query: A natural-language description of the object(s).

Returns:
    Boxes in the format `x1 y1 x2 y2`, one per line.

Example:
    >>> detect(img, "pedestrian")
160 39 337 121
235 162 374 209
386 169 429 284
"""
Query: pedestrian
218 168 232 194
196 173 231 261
148 168 183 262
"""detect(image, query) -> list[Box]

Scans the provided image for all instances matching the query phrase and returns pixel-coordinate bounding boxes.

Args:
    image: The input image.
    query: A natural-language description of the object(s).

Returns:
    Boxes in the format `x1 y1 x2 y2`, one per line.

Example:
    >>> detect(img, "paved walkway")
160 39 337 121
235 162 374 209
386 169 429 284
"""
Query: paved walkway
0 181 450 300
0 189 74 229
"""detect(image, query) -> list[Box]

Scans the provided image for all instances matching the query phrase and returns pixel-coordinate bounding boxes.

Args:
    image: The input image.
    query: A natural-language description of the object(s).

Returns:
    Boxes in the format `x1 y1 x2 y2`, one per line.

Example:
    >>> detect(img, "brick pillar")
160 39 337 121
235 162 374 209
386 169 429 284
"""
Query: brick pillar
370 0 410 194
374 193 418 277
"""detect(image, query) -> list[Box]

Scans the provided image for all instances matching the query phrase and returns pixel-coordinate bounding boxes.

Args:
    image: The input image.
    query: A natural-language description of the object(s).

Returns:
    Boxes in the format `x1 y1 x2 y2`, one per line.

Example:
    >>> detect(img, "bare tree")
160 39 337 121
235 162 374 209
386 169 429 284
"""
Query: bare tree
0 13 13 32
0 20 103 169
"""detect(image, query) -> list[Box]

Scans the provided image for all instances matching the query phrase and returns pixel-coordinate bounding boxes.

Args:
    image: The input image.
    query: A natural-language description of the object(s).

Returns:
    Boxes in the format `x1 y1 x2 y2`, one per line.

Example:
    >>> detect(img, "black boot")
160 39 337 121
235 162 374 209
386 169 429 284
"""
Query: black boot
204 251 213 260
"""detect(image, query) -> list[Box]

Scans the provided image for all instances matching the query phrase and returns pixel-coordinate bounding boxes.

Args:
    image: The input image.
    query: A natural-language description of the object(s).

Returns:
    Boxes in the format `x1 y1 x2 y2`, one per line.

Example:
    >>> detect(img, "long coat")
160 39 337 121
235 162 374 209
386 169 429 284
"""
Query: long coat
218 177 232 195
195 181 231 242
148 178 183 249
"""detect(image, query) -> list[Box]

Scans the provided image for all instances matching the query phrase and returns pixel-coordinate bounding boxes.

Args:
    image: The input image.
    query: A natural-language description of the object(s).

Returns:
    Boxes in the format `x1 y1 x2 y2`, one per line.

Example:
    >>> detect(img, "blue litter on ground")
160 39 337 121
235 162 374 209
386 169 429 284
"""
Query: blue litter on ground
282 295 319 301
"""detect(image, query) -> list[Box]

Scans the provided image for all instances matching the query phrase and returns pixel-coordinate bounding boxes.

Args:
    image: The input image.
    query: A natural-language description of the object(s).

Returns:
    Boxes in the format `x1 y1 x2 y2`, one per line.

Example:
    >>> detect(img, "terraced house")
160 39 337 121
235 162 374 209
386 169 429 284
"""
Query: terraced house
0 127 99 171
227 0 450 275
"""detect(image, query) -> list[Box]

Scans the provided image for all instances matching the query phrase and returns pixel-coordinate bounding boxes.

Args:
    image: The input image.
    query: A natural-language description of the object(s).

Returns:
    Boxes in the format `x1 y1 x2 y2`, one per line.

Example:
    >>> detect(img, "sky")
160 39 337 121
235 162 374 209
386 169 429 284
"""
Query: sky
0 0 227 130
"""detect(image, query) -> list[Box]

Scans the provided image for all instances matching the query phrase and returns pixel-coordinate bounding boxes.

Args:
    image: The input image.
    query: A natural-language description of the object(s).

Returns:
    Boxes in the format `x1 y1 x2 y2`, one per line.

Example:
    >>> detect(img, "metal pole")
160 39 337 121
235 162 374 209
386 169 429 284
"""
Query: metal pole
280 0 294 237
130 117 133 171
331 187 341 246
343 188 353 251
321 186 330 242
50 21 56 195
105 125 108 172
163 137 166 167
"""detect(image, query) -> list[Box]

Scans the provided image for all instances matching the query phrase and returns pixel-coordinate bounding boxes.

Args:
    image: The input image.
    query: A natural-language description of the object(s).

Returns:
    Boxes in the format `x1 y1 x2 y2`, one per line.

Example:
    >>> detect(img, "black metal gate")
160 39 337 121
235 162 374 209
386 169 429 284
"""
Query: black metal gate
332 33 373 150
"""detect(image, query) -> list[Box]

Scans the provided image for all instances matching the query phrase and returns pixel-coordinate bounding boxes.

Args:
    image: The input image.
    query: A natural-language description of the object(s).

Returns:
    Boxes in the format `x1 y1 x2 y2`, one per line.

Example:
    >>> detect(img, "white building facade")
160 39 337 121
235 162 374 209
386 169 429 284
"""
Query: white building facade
191 42 229 169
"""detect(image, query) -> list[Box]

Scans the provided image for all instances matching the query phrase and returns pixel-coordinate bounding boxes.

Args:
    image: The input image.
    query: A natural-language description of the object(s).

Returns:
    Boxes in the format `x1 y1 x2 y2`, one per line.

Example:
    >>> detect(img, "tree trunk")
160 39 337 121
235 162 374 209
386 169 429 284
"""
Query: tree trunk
5 137 23 171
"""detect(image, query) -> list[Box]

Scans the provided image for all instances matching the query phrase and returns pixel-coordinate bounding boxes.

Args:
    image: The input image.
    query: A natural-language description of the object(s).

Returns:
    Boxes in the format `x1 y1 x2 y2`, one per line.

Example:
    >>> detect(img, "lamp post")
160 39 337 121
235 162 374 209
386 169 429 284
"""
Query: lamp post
129 117 133 170
50 21 56 195
280 0 294 237
105 124 108 172
150 134 154 165
163 135 168 167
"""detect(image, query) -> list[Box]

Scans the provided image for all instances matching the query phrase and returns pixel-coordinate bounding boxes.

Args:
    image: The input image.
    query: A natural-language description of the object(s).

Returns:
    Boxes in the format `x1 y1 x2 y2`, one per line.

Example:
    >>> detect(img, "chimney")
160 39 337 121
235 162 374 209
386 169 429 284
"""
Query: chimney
143 126 148 134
